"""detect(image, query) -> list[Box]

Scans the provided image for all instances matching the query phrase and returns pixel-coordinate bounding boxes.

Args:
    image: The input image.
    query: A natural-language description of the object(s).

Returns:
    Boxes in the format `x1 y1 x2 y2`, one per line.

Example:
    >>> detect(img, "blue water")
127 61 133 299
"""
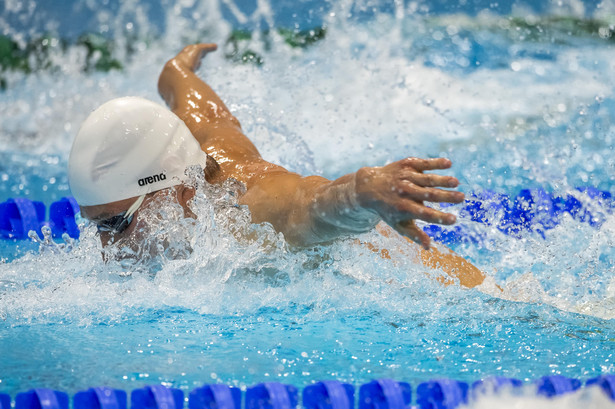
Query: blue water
1 0 615 407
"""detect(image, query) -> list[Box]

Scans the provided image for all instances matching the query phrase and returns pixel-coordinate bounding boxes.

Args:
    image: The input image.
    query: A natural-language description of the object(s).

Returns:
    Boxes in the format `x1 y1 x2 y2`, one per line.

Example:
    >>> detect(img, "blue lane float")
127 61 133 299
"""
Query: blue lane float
245 383 298 409
415 379 468 409
534 375 582 398
16 389 70 409
0 198 46 240
424 187 614 246
1 377 615 409
0 393 10 409
132 385 184 409
49 197 80 239
303 381 354 409
74 387 127 409
0 197 79 240
358 379 410 409
189 384 242 409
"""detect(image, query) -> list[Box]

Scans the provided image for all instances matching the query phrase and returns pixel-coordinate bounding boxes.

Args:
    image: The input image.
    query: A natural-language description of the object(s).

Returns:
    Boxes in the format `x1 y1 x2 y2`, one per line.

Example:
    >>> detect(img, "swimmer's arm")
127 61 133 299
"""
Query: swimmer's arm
241 170 376 245
244 160 490 290
371 224 487 288
241 157 464 248
420 244 487 288
158 43 262 160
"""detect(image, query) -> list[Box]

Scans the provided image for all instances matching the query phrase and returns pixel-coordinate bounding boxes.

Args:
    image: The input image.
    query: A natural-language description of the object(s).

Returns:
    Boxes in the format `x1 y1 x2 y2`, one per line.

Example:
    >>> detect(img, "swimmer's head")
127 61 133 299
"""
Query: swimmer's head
69 96 210 206
68 96 220 247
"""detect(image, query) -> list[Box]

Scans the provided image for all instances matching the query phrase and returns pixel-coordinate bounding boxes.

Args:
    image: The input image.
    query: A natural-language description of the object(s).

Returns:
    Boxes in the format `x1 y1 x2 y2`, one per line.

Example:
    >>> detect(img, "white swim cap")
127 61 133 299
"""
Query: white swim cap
68 96 208 206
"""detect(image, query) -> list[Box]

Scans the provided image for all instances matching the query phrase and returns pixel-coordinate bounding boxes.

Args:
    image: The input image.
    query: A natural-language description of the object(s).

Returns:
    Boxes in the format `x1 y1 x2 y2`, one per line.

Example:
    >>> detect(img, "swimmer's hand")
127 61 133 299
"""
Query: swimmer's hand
355 157 464 250
175 43 218 71
160 43 237 120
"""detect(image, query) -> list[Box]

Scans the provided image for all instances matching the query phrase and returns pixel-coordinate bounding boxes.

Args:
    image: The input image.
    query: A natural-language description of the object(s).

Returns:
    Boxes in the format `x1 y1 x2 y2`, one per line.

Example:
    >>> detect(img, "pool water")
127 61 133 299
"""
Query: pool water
1 0 615 407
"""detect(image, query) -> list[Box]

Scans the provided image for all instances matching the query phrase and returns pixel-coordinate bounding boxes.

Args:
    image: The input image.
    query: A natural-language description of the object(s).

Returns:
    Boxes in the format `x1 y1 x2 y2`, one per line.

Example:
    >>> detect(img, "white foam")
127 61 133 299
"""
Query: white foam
468 385 615 408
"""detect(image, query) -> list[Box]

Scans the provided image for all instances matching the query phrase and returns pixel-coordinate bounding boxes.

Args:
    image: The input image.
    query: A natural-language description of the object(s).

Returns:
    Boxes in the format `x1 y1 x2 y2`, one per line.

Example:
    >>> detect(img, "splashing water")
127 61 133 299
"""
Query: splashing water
1 0 615 406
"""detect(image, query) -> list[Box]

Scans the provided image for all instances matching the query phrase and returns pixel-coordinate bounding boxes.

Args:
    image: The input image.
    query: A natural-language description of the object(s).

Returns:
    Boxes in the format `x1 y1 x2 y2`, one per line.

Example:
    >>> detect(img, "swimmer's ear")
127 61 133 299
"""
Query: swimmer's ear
176 184 197 218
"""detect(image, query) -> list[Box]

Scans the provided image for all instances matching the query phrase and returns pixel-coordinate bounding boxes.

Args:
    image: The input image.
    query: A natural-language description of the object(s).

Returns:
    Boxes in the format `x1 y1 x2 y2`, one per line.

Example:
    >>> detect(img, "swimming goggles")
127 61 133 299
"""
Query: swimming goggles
96 194 146 234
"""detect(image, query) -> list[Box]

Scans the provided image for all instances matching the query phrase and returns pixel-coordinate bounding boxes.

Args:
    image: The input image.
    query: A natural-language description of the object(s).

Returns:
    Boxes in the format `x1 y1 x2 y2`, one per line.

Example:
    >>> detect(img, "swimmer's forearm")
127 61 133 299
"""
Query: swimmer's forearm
158 44 212 106
158 44 240 127
240 171 380 246
158 59 185 110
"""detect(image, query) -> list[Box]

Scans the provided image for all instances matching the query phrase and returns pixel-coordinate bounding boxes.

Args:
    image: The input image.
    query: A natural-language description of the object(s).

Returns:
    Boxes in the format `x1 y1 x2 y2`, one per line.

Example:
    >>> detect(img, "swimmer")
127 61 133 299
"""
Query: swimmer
68 43 487 288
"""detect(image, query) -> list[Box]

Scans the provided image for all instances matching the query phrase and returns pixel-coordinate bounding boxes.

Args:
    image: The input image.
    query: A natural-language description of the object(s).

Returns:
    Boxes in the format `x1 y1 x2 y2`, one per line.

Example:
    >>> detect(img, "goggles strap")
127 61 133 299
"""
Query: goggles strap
125 194 146 218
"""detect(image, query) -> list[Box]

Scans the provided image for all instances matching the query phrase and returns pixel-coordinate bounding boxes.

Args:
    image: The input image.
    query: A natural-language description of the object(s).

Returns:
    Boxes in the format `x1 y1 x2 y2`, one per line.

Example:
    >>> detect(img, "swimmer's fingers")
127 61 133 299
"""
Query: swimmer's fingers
398 182 465 204
193 43 218 57
401 157 452 171
402 172 460 188
396 200 457 225
178 43 218 71
396 220 431 250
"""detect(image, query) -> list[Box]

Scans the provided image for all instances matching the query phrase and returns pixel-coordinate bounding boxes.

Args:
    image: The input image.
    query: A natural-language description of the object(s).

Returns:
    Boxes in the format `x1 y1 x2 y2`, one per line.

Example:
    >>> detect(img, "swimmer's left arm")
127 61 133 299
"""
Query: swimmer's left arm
240 157 464 248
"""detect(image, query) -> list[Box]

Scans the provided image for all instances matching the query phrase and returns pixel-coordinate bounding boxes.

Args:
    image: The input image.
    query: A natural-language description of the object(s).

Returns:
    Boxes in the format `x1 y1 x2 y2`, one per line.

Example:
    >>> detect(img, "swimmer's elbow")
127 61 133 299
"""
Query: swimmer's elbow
227 113 242 128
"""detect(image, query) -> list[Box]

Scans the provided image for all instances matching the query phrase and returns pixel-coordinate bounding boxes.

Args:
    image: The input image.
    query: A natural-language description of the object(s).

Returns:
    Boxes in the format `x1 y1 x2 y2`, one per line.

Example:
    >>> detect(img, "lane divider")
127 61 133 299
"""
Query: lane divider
74 387 126 409
304 381 353 409
0 197 79 240
359 379 410 409
15 389 69 409
190 384 241 409
535 375 581 398
245 383 297 409
0 187 612 242
416 379 468 409
2 375 614 409
0 393 9 409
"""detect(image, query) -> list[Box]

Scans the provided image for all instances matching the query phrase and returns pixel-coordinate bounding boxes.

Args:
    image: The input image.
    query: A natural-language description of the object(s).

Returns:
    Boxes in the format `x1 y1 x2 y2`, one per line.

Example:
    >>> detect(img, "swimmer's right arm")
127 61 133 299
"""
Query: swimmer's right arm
158 43 262 161
158 43 234 124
